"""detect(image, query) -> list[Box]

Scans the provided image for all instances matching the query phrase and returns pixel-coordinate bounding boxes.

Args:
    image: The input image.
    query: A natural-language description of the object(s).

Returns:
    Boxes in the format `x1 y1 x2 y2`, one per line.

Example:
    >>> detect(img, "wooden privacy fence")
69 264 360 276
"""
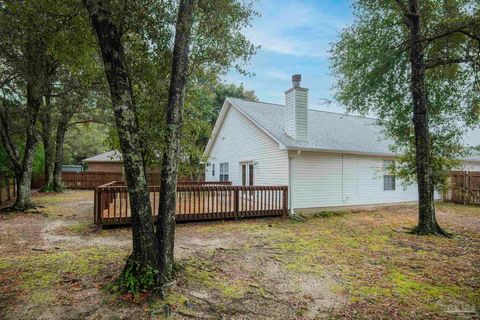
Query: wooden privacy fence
0 175 16 208
32 172 217 189
94 181 288 225
445 171 480 205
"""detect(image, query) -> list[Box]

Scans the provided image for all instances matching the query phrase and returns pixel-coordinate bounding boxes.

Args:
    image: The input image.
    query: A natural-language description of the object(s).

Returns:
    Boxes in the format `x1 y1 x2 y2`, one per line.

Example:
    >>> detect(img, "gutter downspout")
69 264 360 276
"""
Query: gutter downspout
288 155 295 216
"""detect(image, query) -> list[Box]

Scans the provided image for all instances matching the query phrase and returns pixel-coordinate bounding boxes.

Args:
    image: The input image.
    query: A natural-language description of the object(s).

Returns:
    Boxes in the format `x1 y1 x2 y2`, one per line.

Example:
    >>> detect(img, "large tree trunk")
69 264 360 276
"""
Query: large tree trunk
12 36 45 210
13 79 41 210
405 0 446 236
157 0 194 287
84 0 159 284
53 108 73 192
40 95 55 191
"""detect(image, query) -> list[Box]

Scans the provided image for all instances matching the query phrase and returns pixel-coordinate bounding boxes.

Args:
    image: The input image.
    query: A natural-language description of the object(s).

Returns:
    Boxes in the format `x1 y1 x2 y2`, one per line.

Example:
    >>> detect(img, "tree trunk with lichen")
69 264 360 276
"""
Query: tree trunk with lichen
11 38 45 210
84 0 159 284
53 105 74 192
157 0 194 287
12 90 40 210
403 0 447 236
40 94 55 192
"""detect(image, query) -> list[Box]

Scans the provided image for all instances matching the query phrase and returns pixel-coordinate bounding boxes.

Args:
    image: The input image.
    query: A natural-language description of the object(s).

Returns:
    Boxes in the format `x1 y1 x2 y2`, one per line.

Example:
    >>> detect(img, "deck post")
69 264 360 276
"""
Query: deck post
234 188 239 220
282 187 288 217
96 188 103 225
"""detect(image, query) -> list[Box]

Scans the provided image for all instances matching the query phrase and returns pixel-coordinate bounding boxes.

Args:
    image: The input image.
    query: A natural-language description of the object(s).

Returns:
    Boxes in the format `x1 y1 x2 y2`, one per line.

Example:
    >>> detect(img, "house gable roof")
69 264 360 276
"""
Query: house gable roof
204 97 480 161
82 150 122 163
203 98 285 157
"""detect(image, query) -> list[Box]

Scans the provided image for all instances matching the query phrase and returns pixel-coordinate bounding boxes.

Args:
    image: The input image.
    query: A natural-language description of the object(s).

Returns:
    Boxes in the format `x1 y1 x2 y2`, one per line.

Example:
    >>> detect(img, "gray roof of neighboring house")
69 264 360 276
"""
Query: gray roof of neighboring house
465 149 480 161
223 97 480 161
82 150 122 163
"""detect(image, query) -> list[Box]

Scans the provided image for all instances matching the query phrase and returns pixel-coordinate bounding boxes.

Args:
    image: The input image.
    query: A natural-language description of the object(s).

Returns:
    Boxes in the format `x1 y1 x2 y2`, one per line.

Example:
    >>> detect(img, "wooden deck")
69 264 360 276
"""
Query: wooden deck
94 182 288 225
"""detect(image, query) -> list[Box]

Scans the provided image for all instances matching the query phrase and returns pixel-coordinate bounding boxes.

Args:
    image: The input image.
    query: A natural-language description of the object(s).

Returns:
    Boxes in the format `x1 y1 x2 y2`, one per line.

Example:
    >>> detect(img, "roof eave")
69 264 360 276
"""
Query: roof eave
285 145 396 157
82 160 122 163
202 99 232 158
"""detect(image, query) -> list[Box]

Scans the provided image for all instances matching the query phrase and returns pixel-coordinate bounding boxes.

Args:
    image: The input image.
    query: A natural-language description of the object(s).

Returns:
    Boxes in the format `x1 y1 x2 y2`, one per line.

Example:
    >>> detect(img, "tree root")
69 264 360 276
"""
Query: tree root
409 223 452 238
1 202 37 213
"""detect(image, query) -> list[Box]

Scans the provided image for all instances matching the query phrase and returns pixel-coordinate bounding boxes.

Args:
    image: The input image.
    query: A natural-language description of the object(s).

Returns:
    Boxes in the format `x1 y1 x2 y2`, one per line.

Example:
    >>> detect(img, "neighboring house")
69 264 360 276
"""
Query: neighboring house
82 150 123 172
61 165 83 173
203 74 480 211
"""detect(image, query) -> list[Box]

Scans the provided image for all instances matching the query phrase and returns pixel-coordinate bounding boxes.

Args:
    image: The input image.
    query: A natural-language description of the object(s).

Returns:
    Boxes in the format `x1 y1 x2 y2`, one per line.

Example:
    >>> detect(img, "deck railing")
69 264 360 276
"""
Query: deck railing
94 181 287 225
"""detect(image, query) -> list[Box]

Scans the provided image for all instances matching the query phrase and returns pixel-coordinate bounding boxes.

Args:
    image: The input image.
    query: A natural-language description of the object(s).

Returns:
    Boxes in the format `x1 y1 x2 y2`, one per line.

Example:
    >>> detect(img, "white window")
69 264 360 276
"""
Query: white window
219 163 229 182
212 164 215 177
383 160 396 191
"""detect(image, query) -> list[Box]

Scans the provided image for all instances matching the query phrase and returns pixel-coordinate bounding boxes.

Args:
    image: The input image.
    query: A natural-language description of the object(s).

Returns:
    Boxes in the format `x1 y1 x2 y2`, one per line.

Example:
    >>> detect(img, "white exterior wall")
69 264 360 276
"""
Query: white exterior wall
461 161 480 171
290 151 441 209
205 106 289 186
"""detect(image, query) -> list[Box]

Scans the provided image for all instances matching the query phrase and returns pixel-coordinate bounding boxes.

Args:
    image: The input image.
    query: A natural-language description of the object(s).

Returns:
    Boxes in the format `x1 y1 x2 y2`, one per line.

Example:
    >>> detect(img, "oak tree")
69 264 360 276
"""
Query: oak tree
332 0 480 235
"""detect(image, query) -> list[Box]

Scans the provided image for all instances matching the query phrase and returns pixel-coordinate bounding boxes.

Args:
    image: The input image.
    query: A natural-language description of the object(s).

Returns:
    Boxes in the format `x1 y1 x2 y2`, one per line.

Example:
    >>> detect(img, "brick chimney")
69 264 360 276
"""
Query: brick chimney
285 74 308 141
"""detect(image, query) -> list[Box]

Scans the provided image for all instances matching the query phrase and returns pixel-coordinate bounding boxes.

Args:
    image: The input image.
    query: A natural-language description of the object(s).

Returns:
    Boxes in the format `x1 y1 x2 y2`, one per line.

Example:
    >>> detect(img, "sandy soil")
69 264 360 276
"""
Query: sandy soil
0 190 479 319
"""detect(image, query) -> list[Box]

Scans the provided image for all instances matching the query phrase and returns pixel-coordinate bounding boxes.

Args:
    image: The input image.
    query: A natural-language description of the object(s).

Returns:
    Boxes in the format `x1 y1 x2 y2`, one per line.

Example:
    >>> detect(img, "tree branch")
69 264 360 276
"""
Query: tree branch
0 73 18 88
394 0 409 15
425 56 474 69
394 0 414 28
424 20 480 45
458 30 480 43
66 119 110 128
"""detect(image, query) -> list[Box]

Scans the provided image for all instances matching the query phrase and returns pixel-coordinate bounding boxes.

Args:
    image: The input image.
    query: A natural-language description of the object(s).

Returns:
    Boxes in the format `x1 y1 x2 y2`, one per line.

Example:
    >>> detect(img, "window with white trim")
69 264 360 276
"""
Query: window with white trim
383 160 396 191
212 164 215 177
219 162 229 182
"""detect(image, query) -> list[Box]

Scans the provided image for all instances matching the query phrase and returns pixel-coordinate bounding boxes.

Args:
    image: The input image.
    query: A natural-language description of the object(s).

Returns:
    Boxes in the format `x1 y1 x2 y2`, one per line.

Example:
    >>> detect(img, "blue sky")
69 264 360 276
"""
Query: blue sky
224 0 352 112
223 0 480 146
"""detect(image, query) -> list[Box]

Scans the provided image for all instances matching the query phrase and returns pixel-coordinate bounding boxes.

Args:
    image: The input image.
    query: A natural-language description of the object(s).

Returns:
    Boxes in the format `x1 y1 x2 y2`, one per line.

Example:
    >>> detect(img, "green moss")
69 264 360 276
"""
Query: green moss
389 270 462 300
0 259 12 271
284 255 324 275
2 247 126 304
352 285 392 300
67 222 93 234
182 258 247 299
30 290 56 304
309 210 350 219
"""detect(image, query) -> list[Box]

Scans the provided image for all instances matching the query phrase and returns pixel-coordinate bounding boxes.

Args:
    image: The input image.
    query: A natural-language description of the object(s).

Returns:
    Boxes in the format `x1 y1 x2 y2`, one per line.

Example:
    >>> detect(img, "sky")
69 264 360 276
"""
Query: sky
223 0 480 147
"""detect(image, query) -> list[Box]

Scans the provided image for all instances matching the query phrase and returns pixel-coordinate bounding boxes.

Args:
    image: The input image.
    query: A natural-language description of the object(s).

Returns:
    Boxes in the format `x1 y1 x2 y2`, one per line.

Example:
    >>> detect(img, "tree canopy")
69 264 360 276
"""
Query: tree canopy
331 0 480 189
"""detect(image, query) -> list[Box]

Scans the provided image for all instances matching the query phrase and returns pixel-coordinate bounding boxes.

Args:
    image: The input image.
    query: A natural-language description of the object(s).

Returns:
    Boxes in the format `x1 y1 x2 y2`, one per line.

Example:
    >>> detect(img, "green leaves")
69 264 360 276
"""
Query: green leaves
331 0 480 189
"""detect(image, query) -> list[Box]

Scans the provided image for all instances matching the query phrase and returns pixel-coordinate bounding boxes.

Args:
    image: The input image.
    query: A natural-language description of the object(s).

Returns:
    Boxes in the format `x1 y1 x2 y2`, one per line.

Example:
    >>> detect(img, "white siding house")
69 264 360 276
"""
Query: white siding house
205 101 289 186
204 75 480 212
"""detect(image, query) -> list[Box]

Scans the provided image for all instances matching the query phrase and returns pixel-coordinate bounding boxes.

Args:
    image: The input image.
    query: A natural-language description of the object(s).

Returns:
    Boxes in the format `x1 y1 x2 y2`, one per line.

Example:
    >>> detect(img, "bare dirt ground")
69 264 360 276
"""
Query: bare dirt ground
0 190 479 319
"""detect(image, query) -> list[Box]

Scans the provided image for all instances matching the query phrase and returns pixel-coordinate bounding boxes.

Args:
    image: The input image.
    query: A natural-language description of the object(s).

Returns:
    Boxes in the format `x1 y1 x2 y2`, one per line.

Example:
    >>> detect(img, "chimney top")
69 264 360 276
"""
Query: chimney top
292 74 301 88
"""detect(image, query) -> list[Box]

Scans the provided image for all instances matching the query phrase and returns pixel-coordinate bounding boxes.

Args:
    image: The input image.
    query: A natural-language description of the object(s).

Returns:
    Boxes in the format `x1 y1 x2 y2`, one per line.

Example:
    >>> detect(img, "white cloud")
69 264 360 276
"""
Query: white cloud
244 0 351 58
263 69 291 80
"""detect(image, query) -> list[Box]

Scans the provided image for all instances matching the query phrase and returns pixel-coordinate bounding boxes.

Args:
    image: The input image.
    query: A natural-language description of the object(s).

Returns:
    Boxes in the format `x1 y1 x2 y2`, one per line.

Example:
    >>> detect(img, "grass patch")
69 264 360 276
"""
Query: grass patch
67 222 94 234
181 258 248 299
308 210 350 219
0 247 126 304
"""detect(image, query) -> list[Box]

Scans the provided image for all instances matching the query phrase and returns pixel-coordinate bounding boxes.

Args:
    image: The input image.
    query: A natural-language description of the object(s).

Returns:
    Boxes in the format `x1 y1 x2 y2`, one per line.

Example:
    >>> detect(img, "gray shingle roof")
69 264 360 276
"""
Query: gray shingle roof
227 97 480 161
82 150 122 162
